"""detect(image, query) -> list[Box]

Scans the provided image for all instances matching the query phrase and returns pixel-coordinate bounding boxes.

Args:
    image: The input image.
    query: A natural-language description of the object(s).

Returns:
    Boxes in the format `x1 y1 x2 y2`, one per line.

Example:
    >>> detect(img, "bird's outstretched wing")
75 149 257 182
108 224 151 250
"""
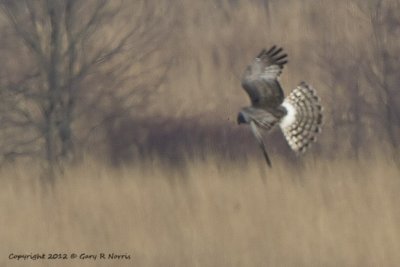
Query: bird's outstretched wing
241 46 288 109
250 121 272 167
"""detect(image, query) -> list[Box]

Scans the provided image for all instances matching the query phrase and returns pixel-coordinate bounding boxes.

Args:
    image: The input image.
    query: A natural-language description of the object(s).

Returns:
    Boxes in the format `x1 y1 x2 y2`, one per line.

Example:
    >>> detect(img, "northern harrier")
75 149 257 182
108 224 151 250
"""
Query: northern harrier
237 46 323 167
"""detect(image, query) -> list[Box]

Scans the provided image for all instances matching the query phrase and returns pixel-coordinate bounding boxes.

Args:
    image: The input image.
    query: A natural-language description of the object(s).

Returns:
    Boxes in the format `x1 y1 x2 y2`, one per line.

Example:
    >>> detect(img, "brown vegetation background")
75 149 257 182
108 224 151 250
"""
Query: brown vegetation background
0 0 399 266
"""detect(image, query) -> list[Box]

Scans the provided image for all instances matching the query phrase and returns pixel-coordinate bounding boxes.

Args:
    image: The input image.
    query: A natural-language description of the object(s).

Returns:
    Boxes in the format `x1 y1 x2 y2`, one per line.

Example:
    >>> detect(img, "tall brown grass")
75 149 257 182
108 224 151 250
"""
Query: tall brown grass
1 154 399 267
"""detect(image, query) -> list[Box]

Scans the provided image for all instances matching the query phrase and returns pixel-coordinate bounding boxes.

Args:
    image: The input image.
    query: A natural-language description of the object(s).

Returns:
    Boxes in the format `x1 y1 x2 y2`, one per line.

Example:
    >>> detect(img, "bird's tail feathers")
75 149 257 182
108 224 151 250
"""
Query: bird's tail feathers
280 82 323 153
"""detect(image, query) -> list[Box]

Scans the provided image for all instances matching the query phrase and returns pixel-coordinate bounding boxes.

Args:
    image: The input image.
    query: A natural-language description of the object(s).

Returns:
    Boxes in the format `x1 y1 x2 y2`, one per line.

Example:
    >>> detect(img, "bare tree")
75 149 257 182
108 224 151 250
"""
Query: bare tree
360 0 400 157
0 0 176 178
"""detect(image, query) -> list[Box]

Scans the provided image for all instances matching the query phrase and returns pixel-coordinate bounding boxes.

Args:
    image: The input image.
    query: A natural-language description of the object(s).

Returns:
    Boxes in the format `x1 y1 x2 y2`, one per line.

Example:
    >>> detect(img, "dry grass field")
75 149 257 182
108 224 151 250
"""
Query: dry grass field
1 154 400 267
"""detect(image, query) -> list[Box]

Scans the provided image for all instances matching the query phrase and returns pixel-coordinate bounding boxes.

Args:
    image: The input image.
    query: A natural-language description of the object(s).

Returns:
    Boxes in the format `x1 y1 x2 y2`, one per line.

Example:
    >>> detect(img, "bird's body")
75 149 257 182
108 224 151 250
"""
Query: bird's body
238 46 323 167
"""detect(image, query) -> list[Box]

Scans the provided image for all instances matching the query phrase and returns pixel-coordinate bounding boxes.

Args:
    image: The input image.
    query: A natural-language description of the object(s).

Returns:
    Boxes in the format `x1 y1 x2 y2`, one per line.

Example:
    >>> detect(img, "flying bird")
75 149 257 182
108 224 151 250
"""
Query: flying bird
237 46 323 167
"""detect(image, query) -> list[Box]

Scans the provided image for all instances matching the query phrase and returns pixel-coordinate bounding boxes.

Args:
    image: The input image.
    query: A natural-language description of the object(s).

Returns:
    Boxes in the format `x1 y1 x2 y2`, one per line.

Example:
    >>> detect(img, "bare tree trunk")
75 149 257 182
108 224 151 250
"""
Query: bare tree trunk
43 1 62 179
58 0 76 161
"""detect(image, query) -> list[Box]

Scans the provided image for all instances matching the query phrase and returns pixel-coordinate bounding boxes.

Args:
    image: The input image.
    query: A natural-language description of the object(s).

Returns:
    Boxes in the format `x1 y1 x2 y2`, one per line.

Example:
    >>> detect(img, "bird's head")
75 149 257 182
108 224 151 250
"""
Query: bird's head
237 111 249 125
